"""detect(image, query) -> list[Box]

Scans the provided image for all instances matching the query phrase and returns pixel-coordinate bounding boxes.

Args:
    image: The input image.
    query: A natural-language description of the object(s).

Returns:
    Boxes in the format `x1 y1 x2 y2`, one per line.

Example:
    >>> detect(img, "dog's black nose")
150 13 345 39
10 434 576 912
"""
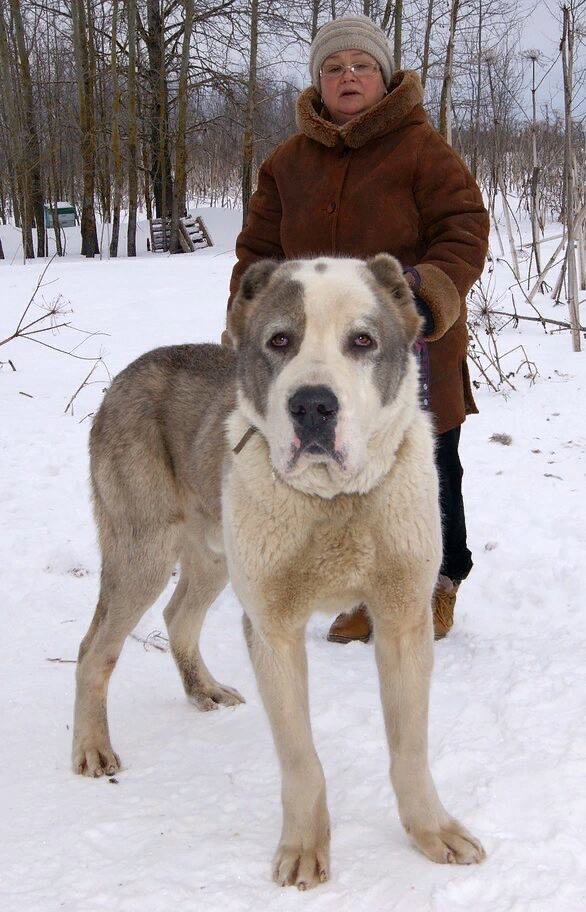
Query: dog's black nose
288 385 339 430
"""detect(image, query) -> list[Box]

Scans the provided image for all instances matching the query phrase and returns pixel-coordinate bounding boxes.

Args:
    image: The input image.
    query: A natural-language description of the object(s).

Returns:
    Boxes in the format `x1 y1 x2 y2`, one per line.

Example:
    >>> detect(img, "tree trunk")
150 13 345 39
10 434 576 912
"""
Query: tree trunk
0 0 25 254
127 0 138 256
393 0 403 70
486 55 519 280
561 4 581 352
439 0 460 145
420 0 434 90
71 0 99 257
1 0 32 258
470 0 483 178
311 0 319 39
528 53 543 287
146 0 173 228
109 0 121 257
241 0 258 231
48 183 64 257
171 0 194 253
10 0 45 257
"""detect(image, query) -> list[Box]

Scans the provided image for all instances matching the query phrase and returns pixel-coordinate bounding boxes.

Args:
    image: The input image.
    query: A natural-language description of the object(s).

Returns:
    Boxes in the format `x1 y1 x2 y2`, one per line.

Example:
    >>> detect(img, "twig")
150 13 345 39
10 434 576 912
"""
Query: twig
64 360 105 415
131 630 169 652
489 310 586 332
14 256 59 335
1 263 109 363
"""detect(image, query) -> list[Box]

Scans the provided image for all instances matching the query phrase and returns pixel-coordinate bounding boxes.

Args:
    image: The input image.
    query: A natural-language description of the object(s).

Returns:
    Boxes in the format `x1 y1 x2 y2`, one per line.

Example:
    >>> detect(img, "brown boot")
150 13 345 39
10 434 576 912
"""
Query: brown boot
327 605 372 643
433 575 460 640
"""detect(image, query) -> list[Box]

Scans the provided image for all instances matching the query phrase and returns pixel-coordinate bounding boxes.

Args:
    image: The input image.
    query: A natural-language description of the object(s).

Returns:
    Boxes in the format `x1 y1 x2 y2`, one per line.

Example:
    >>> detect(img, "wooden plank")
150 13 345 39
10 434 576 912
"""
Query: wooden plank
195 215 213 247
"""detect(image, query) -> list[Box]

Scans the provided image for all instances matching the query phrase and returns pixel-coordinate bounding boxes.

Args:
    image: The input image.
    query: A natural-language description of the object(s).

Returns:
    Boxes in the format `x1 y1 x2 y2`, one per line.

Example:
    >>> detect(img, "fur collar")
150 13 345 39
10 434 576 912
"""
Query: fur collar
295 69 425 149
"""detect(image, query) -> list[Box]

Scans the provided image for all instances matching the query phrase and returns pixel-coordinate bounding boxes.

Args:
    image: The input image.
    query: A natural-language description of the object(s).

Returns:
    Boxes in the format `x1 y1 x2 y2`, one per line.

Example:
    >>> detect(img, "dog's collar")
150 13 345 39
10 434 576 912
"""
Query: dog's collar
233 425 258 454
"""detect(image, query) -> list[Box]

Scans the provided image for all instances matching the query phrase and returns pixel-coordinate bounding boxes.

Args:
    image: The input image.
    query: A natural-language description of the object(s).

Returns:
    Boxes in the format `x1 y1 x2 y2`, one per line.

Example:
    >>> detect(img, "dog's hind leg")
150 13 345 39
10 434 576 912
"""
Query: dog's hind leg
242 613 330 890
163 540 244 711
372 611 485 866
72 523 180 777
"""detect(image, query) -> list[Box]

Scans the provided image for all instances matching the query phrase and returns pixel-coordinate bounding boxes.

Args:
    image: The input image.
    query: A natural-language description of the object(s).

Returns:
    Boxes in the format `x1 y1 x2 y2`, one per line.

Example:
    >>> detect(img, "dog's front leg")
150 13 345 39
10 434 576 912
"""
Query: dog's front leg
242 614 330 890
373 615 485 866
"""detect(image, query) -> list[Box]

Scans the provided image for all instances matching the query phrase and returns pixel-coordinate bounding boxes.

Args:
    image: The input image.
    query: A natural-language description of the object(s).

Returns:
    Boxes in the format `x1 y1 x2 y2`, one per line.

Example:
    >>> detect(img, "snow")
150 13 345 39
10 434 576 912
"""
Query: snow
1 210 585 911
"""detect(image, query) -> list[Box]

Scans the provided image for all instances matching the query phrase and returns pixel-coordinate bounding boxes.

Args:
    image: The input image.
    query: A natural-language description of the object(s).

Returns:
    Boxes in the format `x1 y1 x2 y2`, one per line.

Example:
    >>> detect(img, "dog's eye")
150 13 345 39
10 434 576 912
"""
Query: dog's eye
269 333 289 349
353 334 374 348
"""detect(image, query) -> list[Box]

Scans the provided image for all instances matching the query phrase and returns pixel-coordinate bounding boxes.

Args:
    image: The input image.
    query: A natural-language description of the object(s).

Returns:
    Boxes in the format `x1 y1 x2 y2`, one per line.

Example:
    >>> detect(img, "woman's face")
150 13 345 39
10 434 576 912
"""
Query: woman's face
320 50 387 125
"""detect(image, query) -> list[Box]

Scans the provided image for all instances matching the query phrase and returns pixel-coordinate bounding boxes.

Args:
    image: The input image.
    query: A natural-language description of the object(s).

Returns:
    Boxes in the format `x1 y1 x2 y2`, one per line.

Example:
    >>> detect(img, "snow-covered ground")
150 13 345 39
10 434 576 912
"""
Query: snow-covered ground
1 210 585 911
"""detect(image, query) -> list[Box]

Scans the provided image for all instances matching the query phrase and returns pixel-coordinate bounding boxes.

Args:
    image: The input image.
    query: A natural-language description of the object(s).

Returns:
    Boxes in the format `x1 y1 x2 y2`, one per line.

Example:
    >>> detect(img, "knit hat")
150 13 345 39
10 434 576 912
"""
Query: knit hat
309 15 394 91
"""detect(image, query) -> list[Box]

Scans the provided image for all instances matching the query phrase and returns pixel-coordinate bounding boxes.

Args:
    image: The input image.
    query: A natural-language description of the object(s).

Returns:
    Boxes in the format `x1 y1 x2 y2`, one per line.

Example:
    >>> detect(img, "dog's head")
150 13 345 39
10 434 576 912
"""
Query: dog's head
229 255 423 497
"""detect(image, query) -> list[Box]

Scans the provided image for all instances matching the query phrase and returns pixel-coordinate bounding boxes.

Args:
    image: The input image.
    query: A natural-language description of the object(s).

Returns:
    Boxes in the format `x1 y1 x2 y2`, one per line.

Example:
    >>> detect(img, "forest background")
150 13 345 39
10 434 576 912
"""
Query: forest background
0 0 585 289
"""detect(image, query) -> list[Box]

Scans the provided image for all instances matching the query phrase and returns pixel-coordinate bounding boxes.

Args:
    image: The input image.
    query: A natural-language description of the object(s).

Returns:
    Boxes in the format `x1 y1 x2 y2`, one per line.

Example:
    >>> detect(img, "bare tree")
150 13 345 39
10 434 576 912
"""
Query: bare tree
126 0 138 256
109 0 121 257
0 0 31 258
393 0 403 70
439 0 460 144
241 0 259 230
10 0 45 256
71 0 99 257
170 0 195 252
142 0 174 229
522 49 545 287
420 0 435 90
561 2 582 351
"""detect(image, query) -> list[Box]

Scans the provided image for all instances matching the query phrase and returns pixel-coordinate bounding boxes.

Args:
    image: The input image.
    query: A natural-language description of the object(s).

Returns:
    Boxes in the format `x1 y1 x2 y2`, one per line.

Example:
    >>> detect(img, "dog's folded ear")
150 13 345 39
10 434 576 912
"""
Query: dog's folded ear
228 259 281 346
365 254 422 344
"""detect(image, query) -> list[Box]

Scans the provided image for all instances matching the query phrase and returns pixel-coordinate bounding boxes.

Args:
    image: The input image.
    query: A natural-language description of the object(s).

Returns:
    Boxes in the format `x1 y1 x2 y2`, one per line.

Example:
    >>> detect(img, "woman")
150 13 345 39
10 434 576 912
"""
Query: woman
224 15 489 640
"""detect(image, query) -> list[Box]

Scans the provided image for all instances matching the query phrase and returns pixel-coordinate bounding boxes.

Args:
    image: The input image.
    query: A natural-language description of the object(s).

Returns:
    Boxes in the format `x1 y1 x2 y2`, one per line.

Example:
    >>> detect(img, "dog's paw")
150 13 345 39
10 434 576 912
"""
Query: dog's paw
188 682 245 712
408 817 486 865
273 844 330 890
72 742 121 778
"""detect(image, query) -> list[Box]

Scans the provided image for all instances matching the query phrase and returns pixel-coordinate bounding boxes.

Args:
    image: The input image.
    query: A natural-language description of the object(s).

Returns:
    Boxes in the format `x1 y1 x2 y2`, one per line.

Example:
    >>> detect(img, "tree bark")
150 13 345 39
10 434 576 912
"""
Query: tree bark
439 0 460 145
146 0 173 228
0 0 32 258
71 0 99 257
109 0 121 257
393 0 403 70
127 0 138 256
561 4 581 352
10 0 45 257
171 0 194 253
241 0 258 231
420 0 434 90
311 0 319 39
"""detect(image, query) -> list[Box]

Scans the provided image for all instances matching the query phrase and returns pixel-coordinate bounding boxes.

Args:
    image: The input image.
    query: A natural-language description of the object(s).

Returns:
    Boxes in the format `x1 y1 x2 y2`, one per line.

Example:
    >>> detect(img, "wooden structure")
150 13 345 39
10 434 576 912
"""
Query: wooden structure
149 214 213 253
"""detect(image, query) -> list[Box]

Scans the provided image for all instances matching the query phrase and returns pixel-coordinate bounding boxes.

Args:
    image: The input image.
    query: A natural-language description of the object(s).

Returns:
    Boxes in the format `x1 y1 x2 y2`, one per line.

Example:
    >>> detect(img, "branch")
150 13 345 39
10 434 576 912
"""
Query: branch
489 310 586 332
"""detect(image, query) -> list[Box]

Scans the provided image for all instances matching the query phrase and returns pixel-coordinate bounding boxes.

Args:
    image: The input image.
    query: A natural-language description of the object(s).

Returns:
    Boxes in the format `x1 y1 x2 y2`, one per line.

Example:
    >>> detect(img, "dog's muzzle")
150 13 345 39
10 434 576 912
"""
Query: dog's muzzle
288 384 339 456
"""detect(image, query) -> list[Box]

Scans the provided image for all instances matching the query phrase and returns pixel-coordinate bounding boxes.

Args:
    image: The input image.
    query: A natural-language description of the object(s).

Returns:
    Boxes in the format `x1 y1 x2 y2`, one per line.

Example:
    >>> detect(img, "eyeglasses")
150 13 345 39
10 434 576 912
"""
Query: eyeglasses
320 61 380 80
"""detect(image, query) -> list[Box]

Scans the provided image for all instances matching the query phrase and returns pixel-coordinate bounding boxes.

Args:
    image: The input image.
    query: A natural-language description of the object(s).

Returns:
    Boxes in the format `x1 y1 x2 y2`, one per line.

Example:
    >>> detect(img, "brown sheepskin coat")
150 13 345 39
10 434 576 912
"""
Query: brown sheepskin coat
226 70 489 434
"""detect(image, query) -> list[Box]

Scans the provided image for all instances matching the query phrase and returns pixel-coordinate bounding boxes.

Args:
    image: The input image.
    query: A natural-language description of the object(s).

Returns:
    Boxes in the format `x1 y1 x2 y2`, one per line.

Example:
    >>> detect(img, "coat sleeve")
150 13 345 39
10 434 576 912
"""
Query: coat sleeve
411 128 489 342
227 154 284 314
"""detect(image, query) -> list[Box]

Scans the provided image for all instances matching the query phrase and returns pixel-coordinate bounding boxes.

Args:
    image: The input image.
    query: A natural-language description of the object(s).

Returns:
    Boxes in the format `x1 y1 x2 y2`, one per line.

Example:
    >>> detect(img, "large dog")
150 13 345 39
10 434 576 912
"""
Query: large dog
72 254 485 889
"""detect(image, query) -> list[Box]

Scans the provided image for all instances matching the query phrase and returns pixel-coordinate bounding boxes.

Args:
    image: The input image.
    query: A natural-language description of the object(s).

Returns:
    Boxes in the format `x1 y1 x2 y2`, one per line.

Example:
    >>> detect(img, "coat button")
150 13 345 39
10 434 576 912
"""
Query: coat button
327 202 336 214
